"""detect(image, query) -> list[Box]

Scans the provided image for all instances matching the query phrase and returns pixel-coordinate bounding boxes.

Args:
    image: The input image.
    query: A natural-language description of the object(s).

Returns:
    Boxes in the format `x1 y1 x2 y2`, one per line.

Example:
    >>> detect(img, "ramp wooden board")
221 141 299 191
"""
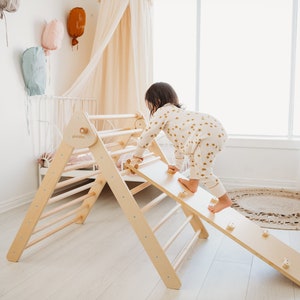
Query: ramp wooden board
128 159 300 287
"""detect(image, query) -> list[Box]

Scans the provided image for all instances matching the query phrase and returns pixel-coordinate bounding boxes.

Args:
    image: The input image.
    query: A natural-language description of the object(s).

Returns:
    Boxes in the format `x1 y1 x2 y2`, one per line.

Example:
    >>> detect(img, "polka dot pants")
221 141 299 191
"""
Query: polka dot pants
188 138 226 198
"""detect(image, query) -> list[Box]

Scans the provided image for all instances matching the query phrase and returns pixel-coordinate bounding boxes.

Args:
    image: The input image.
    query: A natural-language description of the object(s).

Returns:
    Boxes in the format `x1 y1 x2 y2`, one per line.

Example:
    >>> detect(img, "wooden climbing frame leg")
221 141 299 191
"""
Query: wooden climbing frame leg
89 137 182 289
7 141 74 262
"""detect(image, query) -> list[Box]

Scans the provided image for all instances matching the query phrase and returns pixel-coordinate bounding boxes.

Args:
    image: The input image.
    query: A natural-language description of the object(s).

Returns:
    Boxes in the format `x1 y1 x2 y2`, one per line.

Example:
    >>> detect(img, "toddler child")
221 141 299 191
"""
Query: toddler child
133 82 232 213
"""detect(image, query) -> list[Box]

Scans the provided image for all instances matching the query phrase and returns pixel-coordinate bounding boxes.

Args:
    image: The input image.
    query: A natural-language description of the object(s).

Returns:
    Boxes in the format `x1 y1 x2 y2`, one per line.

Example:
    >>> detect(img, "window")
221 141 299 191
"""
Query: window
153 0 197 110
293 0 300 136
153 0 300 138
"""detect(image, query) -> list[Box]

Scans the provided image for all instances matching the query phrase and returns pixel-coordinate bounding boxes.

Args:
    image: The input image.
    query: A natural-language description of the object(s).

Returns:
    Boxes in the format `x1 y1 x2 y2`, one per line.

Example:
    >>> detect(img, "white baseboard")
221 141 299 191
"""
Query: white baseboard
1 176 298 215
0 192 34 214
222 176 299 191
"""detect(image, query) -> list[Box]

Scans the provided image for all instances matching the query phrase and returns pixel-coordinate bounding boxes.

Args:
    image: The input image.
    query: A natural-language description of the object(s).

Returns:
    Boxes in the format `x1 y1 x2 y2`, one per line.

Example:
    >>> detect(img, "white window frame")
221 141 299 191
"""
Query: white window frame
195 0 300 145
153 0 300 148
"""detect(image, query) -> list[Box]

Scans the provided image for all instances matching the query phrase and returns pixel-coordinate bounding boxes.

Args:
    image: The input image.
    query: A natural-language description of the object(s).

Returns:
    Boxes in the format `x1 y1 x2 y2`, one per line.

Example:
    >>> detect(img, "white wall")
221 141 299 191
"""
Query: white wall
215 138 300 190
0 0 99 212
0 0 299 214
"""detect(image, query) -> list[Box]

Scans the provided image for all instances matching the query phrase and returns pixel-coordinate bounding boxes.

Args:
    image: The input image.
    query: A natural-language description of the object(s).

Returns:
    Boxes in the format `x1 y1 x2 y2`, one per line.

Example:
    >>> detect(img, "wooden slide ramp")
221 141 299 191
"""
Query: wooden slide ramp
125 158 300 287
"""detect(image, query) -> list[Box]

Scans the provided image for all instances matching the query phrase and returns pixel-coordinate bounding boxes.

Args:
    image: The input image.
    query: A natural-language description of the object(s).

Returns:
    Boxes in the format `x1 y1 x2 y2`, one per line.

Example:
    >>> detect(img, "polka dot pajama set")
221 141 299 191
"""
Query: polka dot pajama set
134 104 228 198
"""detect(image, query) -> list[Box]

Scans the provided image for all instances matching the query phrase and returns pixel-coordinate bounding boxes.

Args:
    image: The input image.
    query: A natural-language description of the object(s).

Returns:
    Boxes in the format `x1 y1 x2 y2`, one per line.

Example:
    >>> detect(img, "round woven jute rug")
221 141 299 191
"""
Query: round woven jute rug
228 188 300 230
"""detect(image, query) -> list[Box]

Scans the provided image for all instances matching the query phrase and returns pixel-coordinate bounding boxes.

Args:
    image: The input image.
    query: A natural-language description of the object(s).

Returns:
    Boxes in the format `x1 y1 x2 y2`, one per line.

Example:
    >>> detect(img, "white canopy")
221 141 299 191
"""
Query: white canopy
63 0 153 117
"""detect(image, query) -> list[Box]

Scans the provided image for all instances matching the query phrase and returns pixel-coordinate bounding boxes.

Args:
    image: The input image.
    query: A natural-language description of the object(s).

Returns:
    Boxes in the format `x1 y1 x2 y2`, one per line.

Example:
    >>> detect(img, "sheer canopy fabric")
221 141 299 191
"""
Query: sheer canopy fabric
63 0 152 117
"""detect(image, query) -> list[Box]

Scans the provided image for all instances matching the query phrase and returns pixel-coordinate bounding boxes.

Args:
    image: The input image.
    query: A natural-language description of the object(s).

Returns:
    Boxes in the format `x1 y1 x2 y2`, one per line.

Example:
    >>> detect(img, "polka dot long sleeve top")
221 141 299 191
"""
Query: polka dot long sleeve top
135 104 227 170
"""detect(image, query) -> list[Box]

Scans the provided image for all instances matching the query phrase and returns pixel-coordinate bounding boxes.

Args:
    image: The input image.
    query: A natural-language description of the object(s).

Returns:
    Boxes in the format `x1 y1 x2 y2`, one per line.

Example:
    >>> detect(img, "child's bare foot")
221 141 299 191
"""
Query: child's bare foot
208 193 232 213
178 178 199 193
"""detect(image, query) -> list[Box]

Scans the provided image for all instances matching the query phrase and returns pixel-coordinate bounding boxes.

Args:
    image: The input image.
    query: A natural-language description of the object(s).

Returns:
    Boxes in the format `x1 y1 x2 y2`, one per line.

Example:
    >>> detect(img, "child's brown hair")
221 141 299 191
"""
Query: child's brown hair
145 82 182 115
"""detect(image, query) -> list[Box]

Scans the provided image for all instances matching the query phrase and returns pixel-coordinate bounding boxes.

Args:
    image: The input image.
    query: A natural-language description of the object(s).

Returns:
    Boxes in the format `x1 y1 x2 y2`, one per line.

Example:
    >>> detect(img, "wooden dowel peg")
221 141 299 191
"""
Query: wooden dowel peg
226 222 235 231
262 230 269 238
125 158 142 174
210 198 218 204
178 191 188 198
282 258 290 269
208 198 218 211
80 127 88 134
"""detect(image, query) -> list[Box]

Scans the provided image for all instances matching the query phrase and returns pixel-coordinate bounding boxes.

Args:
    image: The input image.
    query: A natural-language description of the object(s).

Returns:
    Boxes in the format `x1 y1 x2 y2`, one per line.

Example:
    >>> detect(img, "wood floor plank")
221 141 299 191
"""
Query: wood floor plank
197 260 251 300
246 256 295 300
41 225 146 300
94 247 162 300
213 234 253 265
148 226 224 300
1 184 300 299
1 189 129 297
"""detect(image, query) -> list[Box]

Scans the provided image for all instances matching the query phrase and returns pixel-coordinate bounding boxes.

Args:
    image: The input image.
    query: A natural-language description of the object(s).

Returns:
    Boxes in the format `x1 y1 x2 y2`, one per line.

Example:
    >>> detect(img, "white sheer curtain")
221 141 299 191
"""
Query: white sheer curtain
63 0 152 117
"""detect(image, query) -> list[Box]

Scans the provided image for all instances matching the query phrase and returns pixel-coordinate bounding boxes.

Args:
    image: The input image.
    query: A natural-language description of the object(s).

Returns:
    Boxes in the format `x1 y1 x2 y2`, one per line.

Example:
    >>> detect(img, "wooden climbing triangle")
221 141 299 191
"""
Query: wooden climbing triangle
7 111 300 289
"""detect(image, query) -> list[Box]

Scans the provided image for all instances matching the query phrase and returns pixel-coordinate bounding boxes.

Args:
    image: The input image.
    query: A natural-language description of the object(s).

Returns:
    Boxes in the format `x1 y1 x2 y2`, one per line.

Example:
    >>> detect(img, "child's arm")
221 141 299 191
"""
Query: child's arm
134 107 168 158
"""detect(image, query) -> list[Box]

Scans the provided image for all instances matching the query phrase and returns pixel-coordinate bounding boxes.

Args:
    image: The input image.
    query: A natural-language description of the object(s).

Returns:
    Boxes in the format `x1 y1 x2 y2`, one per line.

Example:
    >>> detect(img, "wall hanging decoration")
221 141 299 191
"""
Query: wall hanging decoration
41 19 64 56
0 0 21 46
67 7 86 48
0 0 20 18
21 46 47 96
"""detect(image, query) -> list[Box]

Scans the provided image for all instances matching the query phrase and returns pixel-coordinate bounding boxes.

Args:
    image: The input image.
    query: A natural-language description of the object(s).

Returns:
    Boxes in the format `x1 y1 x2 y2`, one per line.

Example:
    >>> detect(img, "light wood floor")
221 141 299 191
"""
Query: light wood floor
1 183 300 300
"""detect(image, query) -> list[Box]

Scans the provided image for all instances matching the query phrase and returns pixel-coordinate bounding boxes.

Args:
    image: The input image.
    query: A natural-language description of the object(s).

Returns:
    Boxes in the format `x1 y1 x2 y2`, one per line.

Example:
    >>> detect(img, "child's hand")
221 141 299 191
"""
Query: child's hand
167 165 179 174
127 155 143 166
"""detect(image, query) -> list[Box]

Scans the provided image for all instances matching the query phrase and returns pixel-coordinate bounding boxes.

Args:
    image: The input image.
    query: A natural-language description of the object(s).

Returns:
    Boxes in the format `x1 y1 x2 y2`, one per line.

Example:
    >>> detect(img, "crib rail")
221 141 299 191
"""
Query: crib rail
28 95 96 158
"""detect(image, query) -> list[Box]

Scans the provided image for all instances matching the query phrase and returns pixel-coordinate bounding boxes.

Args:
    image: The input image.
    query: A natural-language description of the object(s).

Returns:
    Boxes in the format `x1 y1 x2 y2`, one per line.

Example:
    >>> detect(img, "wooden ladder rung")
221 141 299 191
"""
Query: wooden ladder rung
49 182 94 204
104 142 121 149
55 170 100 189
72 148 91 155
98 128 142 139
130 182 152 195
138 156 161 169
173 230 201 271
63 161 97 172
109 146 136 157
97 128 125 135
119 167 130 175
89 113 138 120
26 217 81 249
163 215 193 251
33 206 84 234
152 203 181 232
41 193 94 220
141 193 168 213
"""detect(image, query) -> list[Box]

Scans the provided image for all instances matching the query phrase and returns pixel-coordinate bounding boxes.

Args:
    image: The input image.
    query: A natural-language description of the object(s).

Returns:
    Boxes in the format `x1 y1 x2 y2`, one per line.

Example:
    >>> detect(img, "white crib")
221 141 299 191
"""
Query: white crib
26 95 97 184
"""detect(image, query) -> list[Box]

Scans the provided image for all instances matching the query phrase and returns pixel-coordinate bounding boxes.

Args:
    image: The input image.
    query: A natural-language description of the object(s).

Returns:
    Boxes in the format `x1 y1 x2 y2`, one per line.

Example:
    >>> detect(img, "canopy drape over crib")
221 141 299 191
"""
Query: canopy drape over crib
63 0 153 117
